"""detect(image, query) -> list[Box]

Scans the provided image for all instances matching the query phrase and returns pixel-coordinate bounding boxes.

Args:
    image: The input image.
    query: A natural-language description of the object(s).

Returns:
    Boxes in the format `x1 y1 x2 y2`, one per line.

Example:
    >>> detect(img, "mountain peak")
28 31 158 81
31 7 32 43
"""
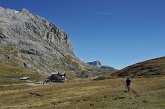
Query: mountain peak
0 7 89 74
20 8 29 13
88 61 102 67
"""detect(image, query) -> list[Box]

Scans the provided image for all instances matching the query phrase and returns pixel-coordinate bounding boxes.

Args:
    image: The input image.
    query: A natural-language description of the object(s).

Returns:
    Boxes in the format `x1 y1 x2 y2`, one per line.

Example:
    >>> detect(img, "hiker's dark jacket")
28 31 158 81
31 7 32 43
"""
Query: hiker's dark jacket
126 79 131 86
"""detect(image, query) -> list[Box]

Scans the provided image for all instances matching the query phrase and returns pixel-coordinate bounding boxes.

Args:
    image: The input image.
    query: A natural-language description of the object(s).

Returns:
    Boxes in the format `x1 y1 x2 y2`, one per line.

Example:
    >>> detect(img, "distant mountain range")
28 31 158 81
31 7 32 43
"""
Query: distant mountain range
87 61 102 67
87 61 117 71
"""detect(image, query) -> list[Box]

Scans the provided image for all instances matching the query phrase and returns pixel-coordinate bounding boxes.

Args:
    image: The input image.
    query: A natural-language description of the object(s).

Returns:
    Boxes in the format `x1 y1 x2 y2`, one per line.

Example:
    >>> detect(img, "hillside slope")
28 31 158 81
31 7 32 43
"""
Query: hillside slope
0 61 45 84
114 56 165 77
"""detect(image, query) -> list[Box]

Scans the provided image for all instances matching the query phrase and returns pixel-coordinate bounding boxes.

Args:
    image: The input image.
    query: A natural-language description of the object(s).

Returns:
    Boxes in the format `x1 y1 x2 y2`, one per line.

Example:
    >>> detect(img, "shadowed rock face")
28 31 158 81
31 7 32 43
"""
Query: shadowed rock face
0 7 88 74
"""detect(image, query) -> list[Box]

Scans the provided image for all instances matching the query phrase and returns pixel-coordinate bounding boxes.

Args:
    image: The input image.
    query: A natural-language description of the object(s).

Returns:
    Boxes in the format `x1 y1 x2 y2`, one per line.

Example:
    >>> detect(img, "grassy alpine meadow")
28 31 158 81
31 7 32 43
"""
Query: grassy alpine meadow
0 77 164 109
0 62 45 85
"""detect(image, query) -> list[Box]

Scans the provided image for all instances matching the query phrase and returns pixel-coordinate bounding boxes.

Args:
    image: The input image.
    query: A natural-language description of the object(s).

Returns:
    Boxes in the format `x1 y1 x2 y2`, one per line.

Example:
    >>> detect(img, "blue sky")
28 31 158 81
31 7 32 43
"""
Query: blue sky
0 0 165 69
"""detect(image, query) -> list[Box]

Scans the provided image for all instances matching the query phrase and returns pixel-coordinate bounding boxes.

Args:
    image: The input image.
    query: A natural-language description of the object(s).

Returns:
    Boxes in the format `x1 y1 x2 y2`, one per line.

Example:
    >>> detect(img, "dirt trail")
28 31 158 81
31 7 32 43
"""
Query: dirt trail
121 80 139 109
129 88 139 109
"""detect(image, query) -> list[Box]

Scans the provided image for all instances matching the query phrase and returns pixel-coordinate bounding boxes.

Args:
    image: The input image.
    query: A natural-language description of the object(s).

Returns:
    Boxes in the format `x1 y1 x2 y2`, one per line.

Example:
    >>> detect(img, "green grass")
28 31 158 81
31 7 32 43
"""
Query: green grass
0 46 46 85
0 62 45 85
0 77 164 109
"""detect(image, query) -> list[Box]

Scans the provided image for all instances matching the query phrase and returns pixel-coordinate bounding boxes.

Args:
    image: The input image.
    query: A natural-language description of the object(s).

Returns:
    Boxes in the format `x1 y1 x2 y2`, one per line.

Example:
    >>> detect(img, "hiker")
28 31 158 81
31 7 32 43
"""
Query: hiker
126 78 131 91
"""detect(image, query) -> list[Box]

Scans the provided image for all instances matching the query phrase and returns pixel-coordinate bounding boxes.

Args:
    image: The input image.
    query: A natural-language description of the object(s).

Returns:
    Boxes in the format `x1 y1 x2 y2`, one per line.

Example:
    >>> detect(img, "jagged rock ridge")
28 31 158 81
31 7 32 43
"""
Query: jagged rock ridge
0 7 89 74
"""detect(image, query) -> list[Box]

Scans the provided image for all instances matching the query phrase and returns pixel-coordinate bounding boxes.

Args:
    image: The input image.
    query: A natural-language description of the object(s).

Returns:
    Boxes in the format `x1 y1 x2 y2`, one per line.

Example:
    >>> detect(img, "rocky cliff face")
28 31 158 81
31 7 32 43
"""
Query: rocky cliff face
0 7 88 75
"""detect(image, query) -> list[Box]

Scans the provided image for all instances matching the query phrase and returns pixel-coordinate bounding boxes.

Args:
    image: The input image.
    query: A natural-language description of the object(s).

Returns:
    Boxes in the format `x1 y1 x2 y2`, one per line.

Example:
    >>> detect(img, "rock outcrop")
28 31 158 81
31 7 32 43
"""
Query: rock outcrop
87 61 102 67
0 7 89 75
87 61 117 71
